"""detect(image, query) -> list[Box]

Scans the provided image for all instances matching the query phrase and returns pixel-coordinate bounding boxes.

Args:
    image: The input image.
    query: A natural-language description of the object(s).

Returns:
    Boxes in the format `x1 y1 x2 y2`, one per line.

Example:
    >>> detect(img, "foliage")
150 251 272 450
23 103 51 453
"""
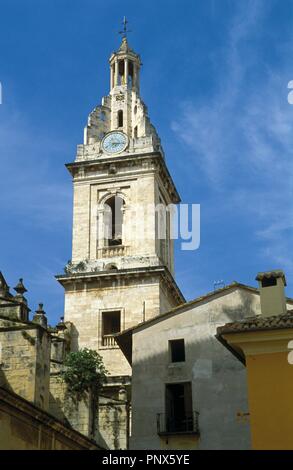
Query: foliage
60 348 108 399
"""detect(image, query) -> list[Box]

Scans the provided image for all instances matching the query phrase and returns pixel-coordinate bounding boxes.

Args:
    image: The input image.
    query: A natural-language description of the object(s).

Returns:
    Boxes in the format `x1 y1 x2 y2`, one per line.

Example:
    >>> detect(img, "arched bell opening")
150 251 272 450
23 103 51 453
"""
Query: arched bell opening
104 195 125 247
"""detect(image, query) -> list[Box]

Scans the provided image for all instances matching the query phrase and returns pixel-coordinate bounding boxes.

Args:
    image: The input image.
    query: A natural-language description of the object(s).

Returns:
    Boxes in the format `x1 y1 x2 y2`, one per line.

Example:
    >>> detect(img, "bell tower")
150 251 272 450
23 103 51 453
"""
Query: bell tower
108 36 141 137
57 28 184 390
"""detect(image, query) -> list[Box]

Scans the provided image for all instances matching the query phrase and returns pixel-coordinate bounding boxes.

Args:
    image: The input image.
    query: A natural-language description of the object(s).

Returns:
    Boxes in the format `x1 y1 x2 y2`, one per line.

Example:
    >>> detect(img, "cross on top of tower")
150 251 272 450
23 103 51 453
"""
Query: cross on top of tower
118 16 132 38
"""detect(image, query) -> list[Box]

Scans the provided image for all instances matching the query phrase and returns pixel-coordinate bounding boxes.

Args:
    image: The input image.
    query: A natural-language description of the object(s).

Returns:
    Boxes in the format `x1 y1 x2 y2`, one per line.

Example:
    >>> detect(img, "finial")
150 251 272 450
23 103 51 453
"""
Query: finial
33 303 48 328
56 315 66 331
14 278 27 296
118 16 132 39
35 303 45 315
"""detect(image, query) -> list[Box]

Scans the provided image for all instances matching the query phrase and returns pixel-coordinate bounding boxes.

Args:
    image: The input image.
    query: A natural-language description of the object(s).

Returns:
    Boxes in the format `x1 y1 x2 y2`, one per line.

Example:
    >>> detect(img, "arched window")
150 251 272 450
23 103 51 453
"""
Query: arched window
118 110 123 128
118 60 125 85
128 61 134 88
134 126 138 138
104 196 125 246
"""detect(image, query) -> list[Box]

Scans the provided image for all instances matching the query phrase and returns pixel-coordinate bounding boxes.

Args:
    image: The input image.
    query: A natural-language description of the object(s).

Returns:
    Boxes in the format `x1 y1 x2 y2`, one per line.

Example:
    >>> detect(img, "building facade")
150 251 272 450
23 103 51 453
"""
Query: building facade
217 271 293 450
117 282 293 449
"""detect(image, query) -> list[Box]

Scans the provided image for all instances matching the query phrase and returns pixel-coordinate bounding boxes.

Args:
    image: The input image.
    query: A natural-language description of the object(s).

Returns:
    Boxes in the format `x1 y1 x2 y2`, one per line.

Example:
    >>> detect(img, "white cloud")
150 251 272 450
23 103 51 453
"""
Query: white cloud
171 0 293 275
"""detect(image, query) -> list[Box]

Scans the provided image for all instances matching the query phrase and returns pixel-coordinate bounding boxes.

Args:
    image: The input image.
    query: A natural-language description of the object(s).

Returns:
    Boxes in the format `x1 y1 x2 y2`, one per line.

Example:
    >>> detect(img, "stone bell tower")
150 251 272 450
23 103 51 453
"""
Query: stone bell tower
56 31 184 389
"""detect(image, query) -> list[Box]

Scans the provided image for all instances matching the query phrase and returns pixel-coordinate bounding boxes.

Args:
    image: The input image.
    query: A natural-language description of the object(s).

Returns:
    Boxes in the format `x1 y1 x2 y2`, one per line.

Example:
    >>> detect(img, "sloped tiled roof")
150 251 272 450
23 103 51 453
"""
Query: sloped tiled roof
118 281 293 339
217 311 293 335
116 281 292 365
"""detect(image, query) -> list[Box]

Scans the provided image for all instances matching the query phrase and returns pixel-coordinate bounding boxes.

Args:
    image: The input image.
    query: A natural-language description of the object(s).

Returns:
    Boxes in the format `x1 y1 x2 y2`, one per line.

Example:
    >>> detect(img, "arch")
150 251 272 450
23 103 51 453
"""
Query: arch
105 263 118 271
98 190 127 207
104 195 125 246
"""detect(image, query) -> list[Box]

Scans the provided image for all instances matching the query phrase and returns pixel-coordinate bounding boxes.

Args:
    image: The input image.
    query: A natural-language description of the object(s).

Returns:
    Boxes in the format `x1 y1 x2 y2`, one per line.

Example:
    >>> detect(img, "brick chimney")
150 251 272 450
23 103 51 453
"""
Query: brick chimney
256 270 287 317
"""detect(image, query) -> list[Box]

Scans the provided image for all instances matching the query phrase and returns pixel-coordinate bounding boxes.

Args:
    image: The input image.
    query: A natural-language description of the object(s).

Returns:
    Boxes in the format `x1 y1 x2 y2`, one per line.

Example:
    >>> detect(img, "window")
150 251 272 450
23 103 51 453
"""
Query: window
102 310 121 347
128 61 134 87
169 339 185 363
118 60 125 85
104 195 124 246
118 110 123 127
165 382 193 432
134 126 138 138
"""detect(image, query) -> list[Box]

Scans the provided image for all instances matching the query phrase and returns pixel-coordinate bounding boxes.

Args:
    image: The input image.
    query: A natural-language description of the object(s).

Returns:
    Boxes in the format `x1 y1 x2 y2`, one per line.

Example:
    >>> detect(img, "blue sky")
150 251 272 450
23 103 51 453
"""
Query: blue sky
0 0 293 325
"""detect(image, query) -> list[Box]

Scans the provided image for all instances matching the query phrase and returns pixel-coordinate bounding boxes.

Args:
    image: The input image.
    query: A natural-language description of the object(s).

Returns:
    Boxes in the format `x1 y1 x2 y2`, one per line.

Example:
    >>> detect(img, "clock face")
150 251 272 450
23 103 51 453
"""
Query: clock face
102 131 128 154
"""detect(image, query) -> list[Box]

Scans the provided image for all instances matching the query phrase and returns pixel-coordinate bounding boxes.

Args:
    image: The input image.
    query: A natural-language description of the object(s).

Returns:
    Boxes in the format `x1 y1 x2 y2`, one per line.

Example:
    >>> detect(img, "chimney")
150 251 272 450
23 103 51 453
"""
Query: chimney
256 270 287 317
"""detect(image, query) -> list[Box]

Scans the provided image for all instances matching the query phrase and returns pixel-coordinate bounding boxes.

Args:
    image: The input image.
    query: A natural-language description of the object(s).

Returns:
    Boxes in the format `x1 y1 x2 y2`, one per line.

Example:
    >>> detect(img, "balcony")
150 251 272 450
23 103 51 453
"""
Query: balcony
97 245 128 258
102 334 118 348
156 412 200 436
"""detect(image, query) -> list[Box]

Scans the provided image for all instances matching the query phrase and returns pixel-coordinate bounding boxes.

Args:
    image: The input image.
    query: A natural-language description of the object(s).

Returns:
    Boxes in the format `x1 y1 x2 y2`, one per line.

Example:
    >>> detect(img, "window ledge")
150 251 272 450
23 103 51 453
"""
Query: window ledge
158 431 199 437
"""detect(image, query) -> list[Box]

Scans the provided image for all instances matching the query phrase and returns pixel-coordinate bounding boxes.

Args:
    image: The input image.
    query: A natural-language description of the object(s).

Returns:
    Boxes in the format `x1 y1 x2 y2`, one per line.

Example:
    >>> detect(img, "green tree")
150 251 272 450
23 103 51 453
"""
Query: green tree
60 348 107 400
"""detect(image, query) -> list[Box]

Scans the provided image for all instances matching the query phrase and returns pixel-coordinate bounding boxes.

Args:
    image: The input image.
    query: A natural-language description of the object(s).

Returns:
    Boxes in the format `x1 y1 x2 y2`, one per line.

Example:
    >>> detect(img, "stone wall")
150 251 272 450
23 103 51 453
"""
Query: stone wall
97 394 129 449
0 386 99 450
0 318 50 410
49 372 95 439
63 273 176 377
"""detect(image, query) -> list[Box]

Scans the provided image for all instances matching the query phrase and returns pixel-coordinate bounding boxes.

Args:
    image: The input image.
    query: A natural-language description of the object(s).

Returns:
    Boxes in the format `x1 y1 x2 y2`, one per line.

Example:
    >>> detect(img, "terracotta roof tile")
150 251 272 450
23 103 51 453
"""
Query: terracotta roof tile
217 310 293 335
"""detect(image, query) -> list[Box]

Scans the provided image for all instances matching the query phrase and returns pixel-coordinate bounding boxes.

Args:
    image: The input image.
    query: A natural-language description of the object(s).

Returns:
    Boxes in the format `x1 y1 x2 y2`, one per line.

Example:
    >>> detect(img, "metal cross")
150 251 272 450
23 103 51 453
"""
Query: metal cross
119 16 132 38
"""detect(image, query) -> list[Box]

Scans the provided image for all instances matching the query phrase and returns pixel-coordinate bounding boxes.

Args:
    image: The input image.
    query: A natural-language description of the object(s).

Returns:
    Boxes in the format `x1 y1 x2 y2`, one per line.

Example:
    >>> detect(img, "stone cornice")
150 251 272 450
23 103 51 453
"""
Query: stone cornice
56 265 185 305
65 151 180 204
0 314 47 332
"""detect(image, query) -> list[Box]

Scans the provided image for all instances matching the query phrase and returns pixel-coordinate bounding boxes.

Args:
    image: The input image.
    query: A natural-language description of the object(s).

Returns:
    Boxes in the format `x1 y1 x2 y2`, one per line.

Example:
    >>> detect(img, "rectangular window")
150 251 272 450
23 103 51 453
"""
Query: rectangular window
102 310 121 347
165 382 193 432
169 339 185 363
118 110 123 127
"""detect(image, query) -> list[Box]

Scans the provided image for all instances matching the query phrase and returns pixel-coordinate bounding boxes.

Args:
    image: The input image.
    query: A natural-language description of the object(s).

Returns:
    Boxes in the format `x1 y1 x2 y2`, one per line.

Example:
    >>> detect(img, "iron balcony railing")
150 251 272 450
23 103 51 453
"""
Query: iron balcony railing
157 411 200 436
